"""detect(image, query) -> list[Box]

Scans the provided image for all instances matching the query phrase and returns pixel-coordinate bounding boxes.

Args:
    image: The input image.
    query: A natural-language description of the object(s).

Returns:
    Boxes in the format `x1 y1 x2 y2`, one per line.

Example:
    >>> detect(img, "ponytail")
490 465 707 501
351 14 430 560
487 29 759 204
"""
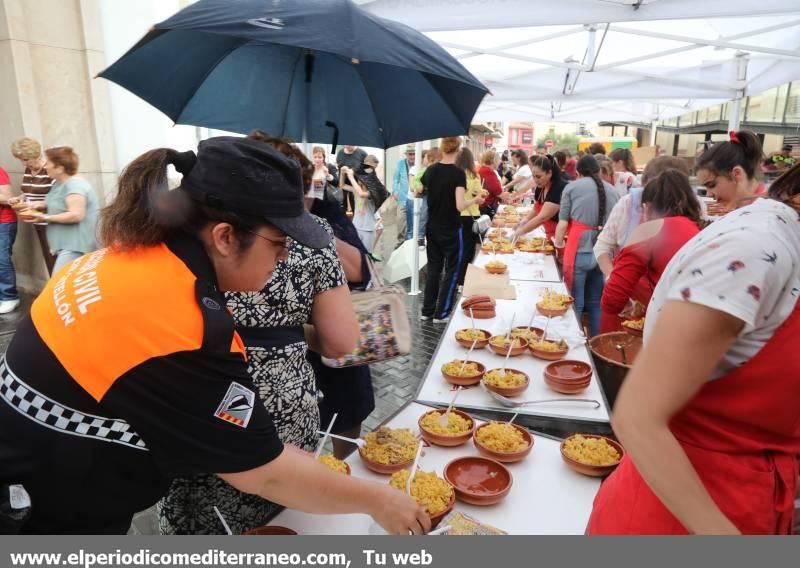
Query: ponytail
100 148 260 251
609 148 637 174
695 130 763 180
530 154 563 185
641 169 702 228
576 155 607 231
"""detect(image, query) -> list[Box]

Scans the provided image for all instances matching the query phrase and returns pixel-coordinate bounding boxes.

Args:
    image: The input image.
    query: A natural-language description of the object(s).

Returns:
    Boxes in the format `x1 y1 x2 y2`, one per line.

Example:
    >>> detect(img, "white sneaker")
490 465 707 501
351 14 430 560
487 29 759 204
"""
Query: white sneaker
0 299 20 314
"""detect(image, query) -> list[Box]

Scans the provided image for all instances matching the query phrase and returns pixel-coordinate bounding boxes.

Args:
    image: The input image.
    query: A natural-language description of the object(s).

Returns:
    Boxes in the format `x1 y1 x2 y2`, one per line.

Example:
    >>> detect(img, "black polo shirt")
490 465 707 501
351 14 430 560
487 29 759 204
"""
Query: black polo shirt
0 236 283 534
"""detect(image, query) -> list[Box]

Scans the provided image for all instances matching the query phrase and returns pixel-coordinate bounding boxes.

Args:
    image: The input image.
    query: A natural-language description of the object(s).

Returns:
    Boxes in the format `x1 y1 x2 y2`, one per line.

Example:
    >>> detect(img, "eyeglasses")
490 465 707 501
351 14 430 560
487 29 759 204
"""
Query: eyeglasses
244 230 289 250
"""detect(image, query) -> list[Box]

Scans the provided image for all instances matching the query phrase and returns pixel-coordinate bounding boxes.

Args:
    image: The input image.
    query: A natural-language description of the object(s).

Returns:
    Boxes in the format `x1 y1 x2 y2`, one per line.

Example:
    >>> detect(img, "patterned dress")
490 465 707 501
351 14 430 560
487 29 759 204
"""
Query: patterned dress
157 217 347 534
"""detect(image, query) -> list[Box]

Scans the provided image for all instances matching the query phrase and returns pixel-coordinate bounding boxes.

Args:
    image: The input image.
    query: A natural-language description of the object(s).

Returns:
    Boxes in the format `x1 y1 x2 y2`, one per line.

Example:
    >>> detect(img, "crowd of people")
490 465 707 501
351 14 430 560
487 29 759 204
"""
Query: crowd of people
0 134 427 535
0 127 798 535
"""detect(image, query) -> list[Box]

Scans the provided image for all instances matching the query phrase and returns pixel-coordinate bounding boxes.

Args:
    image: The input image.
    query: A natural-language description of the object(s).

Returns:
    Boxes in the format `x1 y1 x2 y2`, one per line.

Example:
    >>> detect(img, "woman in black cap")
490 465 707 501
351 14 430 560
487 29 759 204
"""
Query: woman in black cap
159 133 373 535
0 137 429 535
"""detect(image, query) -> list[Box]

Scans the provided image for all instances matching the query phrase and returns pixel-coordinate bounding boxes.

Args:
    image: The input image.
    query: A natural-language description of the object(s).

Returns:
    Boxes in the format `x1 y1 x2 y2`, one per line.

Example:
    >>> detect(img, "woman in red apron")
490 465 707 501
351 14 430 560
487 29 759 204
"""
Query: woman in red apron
589 159 800 534
599 170 701 334
554 155 620 337
512 155 567 241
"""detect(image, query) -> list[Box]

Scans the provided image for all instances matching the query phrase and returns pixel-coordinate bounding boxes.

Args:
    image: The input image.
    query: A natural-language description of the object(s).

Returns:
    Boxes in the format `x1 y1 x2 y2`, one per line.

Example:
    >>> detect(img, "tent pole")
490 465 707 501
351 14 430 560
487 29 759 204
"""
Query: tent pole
728 53 749 132
649 121 658 147
409 139 425 296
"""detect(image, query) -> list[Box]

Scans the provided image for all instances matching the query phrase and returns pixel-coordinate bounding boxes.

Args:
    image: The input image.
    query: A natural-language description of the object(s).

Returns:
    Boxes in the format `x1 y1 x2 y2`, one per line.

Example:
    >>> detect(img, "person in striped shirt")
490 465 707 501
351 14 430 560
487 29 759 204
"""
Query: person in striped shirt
10 138 55 275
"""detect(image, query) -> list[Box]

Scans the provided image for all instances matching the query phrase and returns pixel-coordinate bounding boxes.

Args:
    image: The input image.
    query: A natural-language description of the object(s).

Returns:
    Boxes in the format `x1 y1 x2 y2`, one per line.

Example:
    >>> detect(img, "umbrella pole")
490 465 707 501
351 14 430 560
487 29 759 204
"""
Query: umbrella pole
409 140 425 296
302 51 315 156
409 196 421 295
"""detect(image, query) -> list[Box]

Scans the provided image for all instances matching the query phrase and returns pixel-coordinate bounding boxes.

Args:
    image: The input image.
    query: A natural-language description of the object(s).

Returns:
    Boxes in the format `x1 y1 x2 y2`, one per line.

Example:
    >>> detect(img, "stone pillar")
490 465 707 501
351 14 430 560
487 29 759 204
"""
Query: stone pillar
0 0 117 293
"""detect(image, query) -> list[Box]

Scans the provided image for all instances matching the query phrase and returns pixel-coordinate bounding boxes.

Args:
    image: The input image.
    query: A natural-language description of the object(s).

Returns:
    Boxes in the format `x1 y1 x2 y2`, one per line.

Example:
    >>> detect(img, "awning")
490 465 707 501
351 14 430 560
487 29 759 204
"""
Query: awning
360 0 800 123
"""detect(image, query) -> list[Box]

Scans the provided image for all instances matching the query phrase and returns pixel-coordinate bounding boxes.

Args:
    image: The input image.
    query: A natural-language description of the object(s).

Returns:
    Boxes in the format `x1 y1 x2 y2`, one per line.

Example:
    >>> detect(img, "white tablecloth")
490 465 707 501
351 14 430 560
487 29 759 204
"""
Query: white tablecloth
477 226 561 282
271 403 601 535
417 281 610 423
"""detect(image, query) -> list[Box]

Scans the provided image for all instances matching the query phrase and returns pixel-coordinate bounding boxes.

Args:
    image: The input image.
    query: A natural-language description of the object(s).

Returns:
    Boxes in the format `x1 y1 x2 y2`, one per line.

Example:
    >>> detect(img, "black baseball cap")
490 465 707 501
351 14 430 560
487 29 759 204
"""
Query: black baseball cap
180 136 330 249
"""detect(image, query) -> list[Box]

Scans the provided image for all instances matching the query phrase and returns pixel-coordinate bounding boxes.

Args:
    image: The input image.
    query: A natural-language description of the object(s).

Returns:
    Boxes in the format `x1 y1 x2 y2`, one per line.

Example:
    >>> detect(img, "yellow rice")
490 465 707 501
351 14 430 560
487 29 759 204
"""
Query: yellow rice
442 360 481 377
318 454 348 474
530 339 568 352
476 422 529 453
361 427 418 465
419 411 472 436
484 369 527 388
563 435 621 466
622 318 645 331
456 329 488 342
390 470 453 516
489 336 524 348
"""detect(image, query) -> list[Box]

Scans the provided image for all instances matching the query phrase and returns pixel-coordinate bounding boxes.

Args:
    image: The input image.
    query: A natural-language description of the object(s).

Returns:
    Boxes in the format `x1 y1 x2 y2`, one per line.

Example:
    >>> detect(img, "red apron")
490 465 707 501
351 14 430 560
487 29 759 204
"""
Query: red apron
588 300 800 534
562 221 597 292
533 199 558 241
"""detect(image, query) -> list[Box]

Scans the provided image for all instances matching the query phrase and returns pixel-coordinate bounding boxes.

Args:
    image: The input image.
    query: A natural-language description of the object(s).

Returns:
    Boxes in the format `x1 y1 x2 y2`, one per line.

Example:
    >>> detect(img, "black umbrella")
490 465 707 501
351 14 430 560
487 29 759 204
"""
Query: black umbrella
99 0 489 148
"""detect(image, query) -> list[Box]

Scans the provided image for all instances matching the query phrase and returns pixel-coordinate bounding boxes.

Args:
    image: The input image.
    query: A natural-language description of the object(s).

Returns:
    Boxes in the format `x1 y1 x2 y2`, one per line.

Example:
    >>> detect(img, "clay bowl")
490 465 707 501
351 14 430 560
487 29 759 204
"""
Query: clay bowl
418 409 476 447
444 456 513 506
560 434 625 477
485 264 508 275
429 490 456 529
358 447 414 475
473 422 534 463
454 329 492 349
536 303 569 318
488 335 529 357
529 341 569 361
544 360 592 382
621 320 644 337
543 360 592 394
244 526 298 535
482 368 530 397
441 360 486 387
545 378 591 395
511 326 544 342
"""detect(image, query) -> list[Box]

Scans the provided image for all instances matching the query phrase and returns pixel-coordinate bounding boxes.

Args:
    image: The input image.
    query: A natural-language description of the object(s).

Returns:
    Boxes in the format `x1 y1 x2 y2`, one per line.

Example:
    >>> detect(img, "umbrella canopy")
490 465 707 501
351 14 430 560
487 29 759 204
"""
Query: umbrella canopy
98 0 489 148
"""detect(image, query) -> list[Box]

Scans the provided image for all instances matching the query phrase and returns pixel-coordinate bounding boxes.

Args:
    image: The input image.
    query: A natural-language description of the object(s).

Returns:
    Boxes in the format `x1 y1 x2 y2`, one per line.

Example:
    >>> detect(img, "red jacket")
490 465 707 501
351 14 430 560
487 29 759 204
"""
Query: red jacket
478 165 503 208
600 216 699 333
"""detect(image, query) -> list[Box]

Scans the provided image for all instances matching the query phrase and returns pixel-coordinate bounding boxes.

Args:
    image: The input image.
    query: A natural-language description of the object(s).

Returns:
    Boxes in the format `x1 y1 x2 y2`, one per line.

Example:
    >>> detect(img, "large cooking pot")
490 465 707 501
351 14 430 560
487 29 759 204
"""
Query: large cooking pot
588 332 642 410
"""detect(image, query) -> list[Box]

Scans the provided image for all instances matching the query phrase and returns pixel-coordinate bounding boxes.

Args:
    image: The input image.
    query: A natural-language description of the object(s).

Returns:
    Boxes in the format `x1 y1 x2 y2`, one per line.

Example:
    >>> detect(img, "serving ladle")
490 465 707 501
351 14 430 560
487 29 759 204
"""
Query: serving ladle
481 383 601 409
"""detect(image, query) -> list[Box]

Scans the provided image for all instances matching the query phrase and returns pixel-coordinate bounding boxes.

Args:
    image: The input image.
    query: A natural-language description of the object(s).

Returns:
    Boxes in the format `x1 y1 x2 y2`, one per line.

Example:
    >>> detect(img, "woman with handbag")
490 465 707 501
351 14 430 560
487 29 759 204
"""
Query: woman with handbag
159 134 371 535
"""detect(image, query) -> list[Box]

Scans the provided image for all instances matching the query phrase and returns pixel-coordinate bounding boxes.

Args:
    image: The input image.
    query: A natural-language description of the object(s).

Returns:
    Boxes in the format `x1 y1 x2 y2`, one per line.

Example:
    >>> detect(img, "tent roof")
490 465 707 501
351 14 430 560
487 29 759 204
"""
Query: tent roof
360 1 800 122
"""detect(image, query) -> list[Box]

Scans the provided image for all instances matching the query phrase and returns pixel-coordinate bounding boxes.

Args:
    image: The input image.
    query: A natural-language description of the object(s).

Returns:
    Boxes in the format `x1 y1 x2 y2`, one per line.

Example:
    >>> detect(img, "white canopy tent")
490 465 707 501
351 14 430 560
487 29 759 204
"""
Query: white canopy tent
360 0 800 126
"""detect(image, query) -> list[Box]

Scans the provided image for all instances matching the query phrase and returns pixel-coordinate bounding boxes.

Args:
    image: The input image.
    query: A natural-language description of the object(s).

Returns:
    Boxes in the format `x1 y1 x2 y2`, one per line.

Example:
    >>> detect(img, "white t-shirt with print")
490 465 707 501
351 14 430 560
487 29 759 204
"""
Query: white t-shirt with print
614 171 637 197
513 165 532 192
645 199 800 380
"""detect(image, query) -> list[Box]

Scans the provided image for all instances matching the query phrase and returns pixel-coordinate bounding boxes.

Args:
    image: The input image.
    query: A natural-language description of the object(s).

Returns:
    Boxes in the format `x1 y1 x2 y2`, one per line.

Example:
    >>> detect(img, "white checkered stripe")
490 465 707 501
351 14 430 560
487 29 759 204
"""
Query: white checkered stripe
0 358 148 451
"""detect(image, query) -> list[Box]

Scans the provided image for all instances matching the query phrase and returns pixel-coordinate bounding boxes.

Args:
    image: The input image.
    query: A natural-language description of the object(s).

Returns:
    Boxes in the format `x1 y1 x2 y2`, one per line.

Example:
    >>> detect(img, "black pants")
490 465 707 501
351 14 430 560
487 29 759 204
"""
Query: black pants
458 217 478 286
422 227 463 320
